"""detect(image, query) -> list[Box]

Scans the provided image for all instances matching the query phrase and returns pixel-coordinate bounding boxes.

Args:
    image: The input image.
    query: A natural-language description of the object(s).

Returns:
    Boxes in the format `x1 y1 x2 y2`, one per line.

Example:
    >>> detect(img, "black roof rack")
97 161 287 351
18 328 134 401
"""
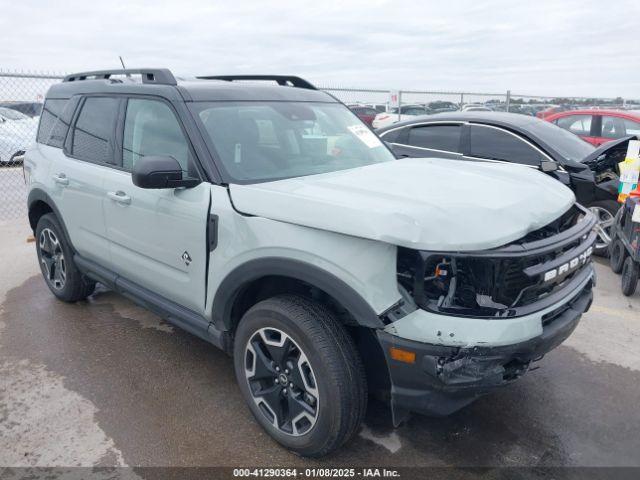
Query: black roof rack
196 75 317 90
63 68 177 86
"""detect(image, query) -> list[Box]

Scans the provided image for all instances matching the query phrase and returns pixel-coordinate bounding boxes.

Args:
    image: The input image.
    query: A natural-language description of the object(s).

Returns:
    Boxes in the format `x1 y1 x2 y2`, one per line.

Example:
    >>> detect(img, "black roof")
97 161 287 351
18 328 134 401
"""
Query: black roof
47 69 337 103
376 111 543 132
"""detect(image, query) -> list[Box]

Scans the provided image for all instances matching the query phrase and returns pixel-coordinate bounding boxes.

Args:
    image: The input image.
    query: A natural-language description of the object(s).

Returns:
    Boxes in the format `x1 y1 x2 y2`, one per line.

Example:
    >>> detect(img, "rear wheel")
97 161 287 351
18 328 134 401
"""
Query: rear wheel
588 200 619 257
233 295 367 457
35 213 96 302
609 239 627 274
621 257 639 297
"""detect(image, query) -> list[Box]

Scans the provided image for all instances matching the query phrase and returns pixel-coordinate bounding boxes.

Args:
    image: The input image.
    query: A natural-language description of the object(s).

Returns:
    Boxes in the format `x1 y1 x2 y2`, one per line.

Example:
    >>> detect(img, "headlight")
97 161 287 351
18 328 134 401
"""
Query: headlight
398 250 523 318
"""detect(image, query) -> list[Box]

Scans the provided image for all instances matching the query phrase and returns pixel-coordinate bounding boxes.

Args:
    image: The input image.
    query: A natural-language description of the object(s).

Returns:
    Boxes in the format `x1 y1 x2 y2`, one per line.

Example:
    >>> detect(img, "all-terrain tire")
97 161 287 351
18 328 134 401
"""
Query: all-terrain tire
35 213 96 302
233 294 367 457
609 239 627 274
621 257 639 297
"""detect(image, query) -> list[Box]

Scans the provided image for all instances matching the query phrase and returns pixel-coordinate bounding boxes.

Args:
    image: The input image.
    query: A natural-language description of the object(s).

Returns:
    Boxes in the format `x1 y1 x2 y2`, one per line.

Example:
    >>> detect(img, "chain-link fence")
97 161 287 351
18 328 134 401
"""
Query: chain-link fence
0 70 638 223
0 72 64 222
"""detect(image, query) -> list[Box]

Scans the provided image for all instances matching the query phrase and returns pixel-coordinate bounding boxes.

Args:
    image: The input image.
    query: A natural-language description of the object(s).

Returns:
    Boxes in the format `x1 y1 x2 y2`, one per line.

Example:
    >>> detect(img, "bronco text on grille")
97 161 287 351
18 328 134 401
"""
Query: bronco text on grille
397 205 597 318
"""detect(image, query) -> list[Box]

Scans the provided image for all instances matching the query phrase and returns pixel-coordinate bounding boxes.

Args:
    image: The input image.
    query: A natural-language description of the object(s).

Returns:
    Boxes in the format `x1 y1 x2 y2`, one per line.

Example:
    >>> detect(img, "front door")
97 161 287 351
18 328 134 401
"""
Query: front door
102 97 210 313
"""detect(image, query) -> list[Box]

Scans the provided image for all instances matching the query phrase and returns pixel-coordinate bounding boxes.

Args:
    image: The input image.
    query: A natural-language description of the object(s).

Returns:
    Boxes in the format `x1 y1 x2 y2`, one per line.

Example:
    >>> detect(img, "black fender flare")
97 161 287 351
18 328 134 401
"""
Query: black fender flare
27 188 75 250
212 257 384 331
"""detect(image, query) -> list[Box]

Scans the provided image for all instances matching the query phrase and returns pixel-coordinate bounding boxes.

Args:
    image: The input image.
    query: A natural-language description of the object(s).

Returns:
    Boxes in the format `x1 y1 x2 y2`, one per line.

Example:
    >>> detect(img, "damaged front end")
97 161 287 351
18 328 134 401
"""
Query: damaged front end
378 205 597 423
582 135 637 199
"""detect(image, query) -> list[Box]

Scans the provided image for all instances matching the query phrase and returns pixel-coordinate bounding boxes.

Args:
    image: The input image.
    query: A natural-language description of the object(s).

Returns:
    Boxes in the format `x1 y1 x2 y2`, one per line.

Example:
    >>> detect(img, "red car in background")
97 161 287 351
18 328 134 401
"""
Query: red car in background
546 109 640 146
536 106 564 120
347 105 378 126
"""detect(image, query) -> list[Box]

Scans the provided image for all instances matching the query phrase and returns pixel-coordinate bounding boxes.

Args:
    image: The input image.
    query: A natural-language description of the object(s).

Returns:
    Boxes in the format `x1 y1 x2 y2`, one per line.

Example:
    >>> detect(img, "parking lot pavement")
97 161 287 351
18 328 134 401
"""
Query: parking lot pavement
0 166 27 224
1 220 639 469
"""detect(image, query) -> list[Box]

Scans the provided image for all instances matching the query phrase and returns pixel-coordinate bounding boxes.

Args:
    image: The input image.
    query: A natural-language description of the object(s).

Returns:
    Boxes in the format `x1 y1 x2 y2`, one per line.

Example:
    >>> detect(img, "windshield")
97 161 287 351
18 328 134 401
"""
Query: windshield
525 118 594 162
0 107 29 121
191 101 395 183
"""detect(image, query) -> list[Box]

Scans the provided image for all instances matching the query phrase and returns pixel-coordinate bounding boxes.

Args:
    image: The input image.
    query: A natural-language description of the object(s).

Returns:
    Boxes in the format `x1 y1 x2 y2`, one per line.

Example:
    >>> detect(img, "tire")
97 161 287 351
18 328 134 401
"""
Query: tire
35 213 96 302
233 294 367 457
621 257 639 297
587 200 620 257
609 239 627 274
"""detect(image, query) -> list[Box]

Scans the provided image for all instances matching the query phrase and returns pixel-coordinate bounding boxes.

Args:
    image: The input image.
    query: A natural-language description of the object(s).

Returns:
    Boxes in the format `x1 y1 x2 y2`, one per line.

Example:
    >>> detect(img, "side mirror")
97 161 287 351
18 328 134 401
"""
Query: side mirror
540 160 558 172
132 155 200 189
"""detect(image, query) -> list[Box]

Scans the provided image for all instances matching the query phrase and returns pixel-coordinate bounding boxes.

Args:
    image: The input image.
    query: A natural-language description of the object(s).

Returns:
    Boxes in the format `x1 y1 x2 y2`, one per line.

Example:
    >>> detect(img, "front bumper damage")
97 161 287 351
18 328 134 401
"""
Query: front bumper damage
377 272 593 425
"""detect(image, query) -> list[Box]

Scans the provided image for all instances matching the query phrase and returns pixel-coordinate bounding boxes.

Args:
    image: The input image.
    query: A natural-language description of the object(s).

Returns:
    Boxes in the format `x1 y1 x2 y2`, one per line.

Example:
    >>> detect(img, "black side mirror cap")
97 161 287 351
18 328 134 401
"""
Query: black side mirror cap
132 155 200 189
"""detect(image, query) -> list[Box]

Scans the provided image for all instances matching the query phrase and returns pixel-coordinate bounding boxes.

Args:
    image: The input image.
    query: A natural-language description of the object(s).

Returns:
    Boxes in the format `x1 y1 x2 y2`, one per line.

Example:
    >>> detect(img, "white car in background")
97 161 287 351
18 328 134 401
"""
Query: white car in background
0 106 38 165
461 104 493 112
371 104 430 129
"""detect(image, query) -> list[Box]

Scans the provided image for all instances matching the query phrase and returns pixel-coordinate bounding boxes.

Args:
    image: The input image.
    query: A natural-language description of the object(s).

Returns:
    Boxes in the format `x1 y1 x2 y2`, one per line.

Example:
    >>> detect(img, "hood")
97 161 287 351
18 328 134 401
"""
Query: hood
582 135 637 165
229 158 575 251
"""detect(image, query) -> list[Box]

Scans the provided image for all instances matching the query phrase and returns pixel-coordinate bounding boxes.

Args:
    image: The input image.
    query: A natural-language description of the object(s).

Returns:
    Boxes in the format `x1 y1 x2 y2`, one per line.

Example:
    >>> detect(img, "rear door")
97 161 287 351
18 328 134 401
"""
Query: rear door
52 96 120 263
102 96 211 313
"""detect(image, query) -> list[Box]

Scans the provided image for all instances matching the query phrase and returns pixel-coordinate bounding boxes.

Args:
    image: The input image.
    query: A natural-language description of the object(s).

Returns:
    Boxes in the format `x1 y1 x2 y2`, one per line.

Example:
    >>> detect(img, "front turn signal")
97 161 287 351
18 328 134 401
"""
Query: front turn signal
389 347 416 364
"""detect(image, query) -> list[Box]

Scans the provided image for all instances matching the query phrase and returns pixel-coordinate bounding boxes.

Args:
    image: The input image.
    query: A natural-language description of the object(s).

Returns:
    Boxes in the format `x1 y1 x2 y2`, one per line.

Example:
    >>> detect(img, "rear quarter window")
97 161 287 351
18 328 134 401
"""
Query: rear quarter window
37 99 69 146
379 128 402 143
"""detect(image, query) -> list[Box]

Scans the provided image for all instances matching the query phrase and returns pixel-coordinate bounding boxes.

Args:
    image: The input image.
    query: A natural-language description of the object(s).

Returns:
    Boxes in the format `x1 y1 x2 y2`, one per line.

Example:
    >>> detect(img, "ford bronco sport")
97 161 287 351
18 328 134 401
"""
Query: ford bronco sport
25 69 596 457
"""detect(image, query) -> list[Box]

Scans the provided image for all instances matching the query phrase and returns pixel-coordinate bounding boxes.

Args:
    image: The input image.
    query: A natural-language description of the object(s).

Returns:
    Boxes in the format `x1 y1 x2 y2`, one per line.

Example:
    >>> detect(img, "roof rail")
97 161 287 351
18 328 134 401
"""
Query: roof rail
196 75 317 90
63 68 177 86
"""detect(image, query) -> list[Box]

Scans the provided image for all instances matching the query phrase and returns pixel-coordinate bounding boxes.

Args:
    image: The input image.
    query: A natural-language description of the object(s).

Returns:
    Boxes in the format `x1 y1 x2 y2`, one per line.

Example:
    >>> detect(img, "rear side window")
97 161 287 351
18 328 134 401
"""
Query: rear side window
556 114 592 136
469 125 543 166
407 125 461 152
47 98 79 148
70 97 119 163
37 99 68 146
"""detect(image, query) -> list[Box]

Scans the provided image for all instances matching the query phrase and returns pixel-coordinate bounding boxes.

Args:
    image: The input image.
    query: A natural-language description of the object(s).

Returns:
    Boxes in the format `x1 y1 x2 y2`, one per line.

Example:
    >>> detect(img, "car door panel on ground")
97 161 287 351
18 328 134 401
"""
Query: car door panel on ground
54 96 116 263
100 97 211 314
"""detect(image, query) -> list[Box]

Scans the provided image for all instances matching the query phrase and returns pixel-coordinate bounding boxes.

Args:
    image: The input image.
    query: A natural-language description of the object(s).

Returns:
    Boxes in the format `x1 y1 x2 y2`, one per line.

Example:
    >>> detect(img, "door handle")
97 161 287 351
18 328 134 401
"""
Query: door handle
107 190 131 205
52 173 69 186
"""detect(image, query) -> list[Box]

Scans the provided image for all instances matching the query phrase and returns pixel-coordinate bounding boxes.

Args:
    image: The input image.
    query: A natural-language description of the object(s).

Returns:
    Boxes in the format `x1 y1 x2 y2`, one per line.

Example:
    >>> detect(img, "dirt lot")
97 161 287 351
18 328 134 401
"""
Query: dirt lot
1 219 639 472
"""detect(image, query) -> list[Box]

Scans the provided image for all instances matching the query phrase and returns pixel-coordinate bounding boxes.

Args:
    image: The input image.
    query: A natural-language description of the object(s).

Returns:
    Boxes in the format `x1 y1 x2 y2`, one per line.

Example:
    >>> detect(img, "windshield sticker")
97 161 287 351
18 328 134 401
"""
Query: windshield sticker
348 124 383 149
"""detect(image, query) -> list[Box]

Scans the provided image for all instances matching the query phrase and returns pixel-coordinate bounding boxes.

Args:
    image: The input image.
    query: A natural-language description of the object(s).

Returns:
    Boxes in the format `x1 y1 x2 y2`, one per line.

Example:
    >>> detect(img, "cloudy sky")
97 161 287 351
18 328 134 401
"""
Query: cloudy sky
1 0 638 98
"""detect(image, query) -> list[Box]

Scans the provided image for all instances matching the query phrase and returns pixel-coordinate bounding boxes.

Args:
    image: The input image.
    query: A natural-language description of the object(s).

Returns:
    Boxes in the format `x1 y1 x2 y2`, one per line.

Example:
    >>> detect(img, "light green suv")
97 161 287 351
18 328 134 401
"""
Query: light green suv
25 69 596 457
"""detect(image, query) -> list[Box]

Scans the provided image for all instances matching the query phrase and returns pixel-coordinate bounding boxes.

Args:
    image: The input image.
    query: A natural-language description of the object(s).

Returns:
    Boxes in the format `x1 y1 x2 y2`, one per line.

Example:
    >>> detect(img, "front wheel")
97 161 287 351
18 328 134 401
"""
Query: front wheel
233 295 367 457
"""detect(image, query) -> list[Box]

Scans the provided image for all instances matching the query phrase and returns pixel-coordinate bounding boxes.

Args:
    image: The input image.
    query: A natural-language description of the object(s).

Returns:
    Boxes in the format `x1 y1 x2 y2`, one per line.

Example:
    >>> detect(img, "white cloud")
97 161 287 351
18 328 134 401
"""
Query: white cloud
0 0 638 98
